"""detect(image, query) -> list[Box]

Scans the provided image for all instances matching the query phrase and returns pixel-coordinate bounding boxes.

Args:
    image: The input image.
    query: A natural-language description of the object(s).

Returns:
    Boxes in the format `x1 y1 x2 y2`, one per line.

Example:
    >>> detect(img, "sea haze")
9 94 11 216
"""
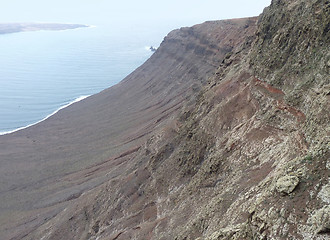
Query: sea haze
0 24 162 134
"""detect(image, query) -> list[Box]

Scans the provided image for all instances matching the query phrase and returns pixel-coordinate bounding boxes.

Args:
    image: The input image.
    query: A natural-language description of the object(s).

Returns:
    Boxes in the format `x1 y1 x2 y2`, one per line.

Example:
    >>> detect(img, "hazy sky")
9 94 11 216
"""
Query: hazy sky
1 0 271 27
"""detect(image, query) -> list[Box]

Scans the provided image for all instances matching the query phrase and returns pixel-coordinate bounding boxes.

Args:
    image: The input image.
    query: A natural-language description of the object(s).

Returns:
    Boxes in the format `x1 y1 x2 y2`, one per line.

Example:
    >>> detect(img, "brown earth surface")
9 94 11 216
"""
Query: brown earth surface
0 18 258 239
0 0 329 239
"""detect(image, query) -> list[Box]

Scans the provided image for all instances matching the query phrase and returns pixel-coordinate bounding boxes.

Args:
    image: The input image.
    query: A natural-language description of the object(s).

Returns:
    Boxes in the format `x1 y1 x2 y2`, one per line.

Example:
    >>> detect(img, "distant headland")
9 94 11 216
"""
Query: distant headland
0 23 89 34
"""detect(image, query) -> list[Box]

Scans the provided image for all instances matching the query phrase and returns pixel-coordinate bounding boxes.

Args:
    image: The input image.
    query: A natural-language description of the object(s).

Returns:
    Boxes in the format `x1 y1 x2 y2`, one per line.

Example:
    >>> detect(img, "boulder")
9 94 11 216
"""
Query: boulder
310 206 330 234
276 175 299 194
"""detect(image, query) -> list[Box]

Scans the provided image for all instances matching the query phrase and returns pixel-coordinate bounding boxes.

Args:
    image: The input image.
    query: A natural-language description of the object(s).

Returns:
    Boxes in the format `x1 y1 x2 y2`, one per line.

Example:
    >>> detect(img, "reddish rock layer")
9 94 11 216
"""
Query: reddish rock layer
0 17 258 239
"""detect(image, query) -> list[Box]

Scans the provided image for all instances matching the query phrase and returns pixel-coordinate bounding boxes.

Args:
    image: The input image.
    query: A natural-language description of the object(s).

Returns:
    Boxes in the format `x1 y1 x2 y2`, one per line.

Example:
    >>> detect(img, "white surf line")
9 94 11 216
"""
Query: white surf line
0 95 90 136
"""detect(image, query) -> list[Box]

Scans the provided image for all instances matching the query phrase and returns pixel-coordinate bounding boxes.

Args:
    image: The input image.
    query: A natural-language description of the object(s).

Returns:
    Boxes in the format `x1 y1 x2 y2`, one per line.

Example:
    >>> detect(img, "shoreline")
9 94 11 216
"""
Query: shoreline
0 95 90 136
0 23 90 35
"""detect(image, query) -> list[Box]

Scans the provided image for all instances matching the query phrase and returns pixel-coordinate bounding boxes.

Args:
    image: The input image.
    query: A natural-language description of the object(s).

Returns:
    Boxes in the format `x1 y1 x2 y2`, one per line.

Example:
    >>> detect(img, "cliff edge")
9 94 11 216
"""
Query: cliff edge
0 0 329 239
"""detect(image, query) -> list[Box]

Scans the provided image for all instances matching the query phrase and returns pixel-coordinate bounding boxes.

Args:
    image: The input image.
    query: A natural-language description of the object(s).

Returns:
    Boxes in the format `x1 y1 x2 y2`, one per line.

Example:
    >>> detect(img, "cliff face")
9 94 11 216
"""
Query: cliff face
1 0 329 239
0 18 257 239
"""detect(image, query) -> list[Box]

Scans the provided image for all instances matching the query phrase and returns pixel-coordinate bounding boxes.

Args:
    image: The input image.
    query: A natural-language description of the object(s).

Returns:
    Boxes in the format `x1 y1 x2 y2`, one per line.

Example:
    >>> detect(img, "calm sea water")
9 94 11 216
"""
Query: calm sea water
0 24 165 134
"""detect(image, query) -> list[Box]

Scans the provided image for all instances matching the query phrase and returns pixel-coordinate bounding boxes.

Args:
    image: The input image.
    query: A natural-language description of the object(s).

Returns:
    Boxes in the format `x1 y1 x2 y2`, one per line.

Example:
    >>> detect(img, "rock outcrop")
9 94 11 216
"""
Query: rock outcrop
276 175 300 195
0 0 328 239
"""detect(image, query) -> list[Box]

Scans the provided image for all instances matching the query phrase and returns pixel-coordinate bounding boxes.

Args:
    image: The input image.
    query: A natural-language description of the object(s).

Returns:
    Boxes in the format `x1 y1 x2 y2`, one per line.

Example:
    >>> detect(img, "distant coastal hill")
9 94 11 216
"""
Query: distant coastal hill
0 23 88 34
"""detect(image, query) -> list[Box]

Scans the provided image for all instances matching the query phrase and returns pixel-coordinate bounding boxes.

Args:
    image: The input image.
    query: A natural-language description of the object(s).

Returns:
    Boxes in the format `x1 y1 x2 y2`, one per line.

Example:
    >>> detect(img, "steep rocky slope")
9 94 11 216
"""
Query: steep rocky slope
1 0 329 239
0 17 257 239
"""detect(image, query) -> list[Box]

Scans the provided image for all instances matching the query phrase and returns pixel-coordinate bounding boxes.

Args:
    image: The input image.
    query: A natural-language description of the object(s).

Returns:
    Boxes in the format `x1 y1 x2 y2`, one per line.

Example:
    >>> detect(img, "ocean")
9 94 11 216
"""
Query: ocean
0 24 165 134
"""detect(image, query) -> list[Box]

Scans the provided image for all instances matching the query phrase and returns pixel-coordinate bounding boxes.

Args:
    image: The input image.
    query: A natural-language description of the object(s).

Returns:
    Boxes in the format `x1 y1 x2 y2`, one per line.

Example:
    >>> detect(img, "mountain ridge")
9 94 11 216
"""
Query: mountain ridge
0 17 258 239
0 0 329 239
